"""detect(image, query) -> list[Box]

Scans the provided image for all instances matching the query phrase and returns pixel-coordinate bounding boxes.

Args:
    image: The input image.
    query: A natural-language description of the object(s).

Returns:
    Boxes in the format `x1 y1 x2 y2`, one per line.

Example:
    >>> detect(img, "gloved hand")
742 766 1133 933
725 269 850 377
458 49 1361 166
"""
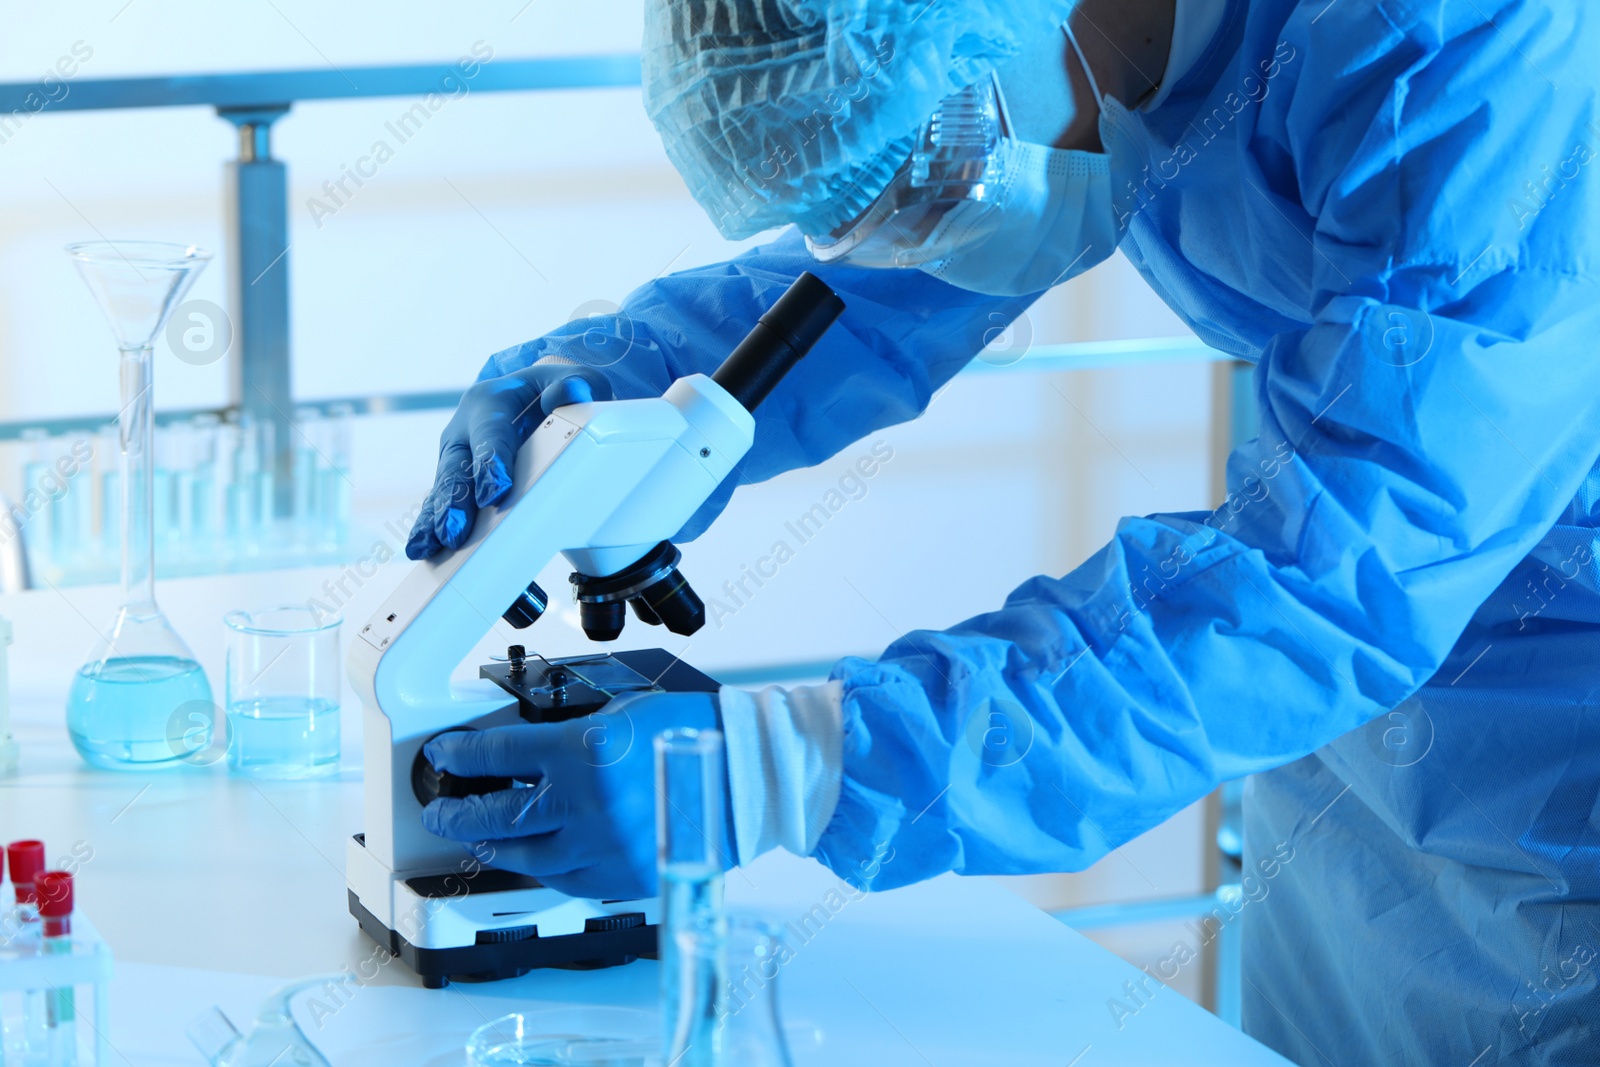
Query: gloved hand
406 363 613 560
419 691 735 900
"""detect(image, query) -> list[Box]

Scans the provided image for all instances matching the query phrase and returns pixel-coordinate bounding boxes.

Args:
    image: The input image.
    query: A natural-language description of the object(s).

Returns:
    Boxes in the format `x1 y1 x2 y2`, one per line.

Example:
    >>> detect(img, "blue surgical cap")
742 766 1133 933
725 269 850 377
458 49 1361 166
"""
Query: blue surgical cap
642 0 1074 240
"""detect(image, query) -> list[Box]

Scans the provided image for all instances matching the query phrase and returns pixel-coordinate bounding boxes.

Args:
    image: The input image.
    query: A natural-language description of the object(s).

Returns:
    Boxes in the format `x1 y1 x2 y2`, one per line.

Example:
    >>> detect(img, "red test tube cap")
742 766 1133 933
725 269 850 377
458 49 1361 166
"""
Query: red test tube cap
7 840 43 887
36 871 72 918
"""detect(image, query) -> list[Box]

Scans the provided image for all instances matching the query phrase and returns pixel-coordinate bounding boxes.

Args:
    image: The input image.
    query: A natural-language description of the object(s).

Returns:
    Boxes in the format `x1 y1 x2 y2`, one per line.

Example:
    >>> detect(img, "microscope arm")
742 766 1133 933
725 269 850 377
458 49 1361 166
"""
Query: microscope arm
351 376 751 872
350 273 846 876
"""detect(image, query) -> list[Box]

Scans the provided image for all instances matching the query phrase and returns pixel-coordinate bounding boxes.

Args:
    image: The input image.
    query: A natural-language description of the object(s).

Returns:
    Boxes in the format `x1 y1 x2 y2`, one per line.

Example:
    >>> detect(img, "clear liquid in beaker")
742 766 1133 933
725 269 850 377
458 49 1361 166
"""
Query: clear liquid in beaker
227 697 340 778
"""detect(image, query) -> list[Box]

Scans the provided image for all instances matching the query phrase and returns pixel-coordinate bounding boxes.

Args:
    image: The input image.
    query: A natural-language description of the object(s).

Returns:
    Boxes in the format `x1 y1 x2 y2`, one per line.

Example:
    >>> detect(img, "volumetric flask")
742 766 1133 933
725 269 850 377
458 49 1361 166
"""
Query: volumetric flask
65 240 214 770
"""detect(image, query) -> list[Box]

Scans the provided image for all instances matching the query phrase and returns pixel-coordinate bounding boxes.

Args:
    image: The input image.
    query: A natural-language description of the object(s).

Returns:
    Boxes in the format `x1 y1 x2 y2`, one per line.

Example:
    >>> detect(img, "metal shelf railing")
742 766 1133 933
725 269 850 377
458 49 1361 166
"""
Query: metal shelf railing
0 55 640 503
0 337 1227 441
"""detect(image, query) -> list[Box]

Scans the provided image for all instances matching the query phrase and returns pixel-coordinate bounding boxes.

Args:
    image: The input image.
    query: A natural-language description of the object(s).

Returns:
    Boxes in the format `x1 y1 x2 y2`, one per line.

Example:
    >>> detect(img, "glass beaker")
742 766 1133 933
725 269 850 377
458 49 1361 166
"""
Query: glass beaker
65 241 214 770
224 606 341 779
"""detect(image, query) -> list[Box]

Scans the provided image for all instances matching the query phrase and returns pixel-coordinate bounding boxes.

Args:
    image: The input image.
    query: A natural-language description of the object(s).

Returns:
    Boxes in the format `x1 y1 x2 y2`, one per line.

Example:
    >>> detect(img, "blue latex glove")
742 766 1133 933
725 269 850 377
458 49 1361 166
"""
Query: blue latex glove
405 364 612 559
420 692 734 900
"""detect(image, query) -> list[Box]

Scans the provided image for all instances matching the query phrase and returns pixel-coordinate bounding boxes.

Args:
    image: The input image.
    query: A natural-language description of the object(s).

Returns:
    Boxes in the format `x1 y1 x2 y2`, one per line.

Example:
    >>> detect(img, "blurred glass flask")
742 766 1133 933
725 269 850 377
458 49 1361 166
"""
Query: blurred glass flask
697 916 796 1067
656 730 795 1067
188 977 332 1067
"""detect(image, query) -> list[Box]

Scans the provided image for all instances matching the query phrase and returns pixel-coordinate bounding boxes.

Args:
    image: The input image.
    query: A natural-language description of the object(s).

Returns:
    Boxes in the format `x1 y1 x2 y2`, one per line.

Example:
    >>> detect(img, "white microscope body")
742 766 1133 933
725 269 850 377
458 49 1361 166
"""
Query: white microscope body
344 274 843 986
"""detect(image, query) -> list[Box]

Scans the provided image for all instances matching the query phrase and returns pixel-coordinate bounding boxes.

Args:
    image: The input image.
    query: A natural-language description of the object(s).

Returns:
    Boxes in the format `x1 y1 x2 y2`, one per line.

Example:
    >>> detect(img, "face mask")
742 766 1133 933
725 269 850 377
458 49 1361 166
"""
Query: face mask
916 25 1126 296
803 24 1133 297
916 139 1118 295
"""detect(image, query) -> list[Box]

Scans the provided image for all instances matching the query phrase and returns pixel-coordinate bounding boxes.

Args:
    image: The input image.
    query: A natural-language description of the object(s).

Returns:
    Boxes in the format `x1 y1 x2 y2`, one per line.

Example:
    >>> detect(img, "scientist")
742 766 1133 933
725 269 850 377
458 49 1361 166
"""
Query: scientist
408 0 1600 1063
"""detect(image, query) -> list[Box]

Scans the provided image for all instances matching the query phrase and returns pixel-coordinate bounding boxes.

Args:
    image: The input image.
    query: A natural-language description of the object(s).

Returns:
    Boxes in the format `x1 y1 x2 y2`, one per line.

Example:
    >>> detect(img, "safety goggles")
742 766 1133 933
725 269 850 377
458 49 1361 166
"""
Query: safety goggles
804 74 1015 269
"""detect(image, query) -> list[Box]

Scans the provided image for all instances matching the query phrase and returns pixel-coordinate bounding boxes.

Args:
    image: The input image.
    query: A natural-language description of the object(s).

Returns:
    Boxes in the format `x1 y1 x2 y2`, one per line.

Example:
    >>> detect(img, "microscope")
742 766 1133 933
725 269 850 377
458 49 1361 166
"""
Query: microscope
345 274 845 987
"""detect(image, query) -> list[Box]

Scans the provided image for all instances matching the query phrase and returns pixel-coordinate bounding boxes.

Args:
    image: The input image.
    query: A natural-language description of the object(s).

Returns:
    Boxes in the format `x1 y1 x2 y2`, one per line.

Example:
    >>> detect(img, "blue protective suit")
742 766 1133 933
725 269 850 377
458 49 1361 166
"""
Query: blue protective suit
483 0 1600 1061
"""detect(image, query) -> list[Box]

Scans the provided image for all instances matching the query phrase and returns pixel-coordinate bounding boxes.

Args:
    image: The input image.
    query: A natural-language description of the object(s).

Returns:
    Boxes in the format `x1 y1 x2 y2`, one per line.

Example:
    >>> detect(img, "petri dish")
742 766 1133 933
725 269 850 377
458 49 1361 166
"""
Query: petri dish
466 1008 660 1067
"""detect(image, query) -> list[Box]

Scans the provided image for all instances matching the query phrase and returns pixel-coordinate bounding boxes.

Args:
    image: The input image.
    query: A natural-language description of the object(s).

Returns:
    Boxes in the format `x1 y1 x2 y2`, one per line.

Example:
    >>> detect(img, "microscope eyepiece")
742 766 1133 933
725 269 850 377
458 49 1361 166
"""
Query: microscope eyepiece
711 271 845 413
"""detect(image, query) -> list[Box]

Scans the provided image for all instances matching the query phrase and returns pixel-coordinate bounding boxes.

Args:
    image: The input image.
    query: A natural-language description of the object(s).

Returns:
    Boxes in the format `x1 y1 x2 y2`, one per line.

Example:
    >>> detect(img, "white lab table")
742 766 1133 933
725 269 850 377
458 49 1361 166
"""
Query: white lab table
0 571 1289 1065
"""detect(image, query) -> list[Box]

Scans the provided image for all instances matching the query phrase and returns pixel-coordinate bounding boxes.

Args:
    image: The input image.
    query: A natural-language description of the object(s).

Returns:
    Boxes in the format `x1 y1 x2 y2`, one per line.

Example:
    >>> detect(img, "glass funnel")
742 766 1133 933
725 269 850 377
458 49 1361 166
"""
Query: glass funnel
65 241 215 770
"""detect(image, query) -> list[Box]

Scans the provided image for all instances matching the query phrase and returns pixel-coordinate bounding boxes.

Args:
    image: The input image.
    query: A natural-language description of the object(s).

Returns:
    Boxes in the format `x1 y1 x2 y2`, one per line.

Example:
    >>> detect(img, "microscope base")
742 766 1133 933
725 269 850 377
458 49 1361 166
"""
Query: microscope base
347 892 657 989
346 834 658 988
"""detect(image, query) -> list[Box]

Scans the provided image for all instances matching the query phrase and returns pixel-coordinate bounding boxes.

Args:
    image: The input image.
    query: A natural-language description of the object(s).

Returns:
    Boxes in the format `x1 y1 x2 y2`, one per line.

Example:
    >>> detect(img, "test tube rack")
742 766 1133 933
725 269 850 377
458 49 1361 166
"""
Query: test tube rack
5 409 355 589
0 912 113 1066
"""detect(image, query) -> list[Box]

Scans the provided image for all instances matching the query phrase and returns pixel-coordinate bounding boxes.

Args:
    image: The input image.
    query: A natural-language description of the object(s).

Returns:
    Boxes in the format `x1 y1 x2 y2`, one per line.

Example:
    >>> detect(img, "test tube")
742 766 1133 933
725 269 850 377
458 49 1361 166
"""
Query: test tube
95 423 121 562
657 729 728 1067
47 437 76 569
151 421 175 551
213 416 238 563
19 429 51 567
71 436 91 567
190 414 221 557
0 615 15 778
292 407 322 546
166 419 197 552
319 404 354 549
36 870 75 1067
8 839 44 928
228 415 267 555
9 840 46 1060
253 418 276 546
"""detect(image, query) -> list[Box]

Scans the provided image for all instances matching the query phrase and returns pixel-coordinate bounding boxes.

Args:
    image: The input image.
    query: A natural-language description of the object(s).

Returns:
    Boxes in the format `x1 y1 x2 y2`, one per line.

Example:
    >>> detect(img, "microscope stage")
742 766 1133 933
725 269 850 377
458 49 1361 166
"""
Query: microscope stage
480 647 721 723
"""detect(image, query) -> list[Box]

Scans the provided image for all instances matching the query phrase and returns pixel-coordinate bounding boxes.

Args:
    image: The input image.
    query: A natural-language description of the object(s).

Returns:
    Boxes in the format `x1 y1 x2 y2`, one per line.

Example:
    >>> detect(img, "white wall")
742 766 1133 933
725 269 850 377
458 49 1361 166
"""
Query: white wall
0 0 1222 1004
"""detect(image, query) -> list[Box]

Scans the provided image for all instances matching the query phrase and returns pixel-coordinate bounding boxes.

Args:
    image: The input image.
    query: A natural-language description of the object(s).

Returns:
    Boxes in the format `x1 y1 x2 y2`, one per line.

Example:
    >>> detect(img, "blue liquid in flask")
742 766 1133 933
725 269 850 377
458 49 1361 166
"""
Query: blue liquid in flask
67 655 212 769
